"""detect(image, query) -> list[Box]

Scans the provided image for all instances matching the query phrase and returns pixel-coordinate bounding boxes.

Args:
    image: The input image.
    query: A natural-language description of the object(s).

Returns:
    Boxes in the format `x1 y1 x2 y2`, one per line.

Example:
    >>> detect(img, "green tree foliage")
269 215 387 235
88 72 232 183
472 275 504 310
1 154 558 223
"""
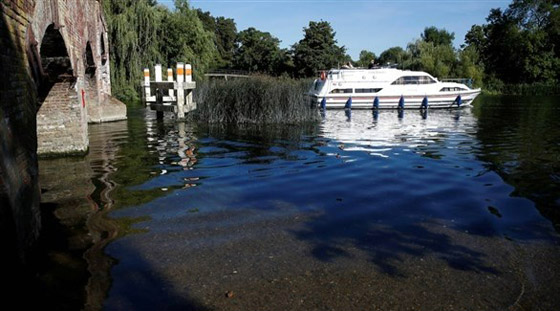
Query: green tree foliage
162 0 217 77
103 0 217 102
456 46 484 87
215 17 238 66
403 27 457 79
375 26 485 83
103 0 165 102
195 10 237 68
233 27 283 74
356 50 376 67
405 39 456 78
464 0 560 84
292 21 346 77
378 47 407 66
421 26 455 46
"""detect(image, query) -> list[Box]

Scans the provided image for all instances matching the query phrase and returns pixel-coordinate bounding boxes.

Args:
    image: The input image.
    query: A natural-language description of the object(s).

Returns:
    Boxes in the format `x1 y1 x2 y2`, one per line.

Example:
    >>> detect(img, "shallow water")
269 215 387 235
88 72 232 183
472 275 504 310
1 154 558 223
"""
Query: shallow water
38 95 560 310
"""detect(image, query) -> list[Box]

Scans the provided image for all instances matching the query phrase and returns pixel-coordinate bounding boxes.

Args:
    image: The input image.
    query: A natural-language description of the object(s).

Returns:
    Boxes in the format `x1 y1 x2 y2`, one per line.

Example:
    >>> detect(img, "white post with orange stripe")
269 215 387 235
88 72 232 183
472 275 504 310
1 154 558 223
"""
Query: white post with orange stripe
176 62 185 119
167 68 174 99
185 64 192 82
185 64 193 112
143 68 151 105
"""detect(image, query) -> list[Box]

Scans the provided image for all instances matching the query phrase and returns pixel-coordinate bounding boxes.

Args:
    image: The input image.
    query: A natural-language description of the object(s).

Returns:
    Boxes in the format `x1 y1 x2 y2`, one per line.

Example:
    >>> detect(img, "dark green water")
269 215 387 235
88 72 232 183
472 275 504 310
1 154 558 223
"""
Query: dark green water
37 95 560 310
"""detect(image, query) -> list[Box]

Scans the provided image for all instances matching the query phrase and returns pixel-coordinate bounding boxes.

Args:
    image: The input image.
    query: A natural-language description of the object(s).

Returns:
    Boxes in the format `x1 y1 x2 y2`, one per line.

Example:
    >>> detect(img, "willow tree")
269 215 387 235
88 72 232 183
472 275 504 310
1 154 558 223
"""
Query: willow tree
103 0 166 102
103 0 217 102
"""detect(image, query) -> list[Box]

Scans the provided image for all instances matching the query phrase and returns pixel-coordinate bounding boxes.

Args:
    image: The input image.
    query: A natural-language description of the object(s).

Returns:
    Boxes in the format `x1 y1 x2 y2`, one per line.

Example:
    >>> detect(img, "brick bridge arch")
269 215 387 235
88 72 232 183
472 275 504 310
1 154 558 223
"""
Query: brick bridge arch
0 0 126 265
29 0 125 155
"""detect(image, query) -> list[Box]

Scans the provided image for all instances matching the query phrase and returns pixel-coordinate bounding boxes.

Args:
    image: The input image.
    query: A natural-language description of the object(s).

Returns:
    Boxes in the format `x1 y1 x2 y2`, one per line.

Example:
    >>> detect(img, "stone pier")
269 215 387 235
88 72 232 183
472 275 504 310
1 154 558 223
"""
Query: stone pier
0 0 125 263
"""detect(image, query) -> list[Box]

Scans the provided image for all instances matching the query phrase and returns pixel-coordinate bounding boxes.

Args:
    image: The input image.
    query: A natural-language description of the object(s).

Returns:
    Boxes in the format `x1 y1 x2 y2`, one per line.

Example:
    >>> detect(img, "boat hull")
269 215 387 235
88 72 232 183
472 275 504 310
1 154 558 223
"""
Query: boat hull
309 90 481 109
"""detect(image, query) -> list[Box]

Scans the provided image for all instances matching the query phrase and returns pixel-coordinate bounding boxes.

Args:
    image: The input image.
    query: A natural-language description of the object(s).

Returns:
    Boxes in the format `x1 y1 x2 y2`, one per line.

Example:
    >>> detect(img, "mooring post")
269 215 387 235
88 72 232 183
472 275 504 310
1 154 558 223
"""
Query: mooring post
185 64 193 112
167 68 174 99
155 64 162 82
144 68 151 105
176 62 185 119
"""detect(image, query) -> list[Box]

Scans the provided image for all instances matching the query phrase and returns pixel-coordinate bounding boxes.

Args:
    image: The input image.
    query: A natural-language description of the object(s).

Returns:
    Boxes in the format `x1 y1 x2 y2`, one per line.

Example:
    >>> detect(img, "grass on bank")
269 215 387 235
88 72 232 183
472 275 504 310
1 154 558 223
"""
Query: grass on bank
193 76 319 124
482 81 560 96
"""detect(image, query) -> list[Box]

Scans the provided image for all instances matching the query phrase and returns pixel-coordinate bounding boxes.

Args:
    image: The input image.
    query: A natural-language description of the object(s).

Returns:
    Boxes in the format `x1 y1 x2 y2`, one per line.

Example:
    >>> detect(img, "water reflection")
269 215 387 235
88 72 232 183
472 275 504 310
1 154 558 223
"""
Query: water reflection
37 96 560 310
38 120 128 310
114 102 559 309
473 95 560 229
320 108 476 161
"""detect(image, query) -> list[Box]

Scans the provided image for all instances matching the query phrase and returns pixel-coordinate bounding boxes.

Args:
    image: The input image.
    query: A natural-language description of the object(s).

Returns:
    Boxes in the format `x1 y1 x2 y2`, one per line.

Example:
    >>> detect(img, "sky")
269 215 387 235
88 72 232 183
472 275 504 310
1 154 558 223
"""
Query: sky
158 0 511 59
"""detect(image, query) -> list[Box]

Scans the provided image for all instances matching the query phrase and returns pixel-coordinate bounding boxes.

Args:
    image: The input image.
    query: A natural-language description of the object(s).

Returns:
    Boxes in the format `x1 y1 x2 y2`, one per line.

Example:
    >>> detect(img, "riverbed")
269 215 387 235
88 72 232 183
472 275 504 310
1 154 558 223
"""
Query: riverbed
38 95 560 310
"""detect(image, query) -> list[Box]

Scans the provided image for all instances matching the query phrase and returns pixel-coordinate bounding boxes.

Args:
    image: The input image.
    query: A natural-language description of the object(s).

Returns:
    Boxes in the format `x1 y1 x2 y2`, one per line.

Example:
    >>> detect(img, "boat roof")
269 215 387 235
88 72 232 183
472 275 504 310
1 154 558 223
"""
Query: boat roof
327 68 438 81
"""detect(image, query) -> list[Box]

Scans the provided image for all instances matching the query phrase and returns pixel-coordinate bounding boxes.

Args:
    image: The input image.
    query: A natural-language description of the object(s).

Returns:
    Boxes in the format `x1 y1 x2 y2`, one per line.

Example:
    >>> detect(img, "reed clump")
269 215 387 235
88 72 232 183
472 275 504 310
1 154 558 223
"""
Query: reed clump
194 76 319 124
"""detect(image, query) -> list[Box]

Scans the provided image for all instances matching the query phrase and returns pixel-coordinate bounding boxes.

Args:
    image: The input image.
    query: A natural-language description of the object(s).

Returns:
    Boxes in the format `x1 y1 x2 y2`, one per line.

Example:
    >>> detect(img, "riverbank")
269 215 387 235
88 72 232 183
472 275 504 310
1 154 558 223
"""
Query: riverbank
482 82 560 96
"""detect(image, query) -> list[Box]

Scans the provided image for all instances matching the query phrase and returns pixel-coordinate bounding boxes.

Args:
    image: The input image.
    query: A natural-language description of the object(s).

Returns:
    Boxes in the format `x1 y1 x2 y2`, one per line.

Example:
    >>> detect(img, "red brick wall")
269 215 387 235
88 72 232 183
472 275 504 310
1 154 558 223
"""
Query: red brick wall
0 0 41 262
33 0 113 154
0 0 116 261
37 81 88 154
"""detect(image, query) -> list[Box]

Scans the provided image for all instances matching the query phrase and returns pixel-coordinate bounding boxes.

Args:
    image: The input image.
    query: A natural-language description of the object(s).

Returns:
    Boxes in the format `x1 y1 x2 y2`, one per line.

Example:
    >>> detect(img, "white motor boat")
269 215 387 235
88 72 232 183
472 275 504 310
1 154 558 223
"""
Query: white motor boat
308 68 481 109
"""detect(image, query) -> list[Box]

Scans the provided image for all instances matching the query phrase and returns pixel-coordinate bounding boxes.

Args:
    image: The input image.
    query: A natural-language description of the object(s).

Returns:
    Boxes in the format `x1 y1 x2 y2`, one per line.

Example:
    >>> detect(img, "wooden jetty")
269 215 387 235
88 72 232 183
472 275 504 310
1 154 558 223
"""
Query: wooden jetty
143 63 196 119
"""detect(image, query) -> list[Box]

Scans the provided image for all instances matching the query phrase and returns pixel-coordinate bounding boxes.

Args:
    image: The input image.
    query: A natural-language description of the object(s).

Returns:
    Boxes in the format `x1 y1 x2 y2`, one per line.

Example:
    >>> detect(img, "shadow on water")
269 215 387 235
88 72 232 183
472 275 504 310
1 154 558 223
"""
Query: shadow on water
24 96 560 309
294 107 557 276
295 209 500 277
114 106 559 282
124 109 502 278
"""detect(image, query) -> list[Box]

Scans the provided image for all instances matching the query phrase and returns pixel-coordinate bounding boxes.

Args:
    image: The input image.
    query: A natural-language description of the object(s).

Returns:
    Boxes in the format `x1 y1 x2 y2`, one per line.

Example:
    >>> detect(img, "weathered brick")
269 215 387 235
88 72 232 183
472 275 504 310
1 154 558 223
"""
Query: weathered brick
1 0 125 263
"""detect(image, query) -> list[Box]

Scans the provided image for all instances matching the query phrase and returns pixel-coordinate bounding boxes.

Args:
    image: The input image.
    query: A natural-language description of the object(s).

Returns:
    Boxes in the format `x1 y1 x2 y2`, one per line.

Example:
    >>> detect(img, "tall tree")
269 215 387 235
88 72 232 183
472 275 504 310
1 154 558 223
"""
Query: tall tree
357 50 376 67
378 46 408 66
421 26 455 46
234 27 282 74
162 0 217 77
215 17 237 67
464 0 560 84
103 0 218 102
456 46 484 87
292 21 346 77
194 10 237 69
405 39 456 78
103 0 166 101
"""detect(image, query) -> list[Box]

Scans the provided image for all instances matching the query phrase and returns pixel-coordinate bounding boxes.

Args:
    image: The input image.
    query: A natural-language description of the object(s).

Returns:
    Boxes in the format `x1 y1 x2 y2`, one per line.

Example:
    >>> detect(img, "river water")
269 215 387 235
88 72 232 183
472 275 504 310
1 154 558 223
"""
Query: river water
38 95 560 310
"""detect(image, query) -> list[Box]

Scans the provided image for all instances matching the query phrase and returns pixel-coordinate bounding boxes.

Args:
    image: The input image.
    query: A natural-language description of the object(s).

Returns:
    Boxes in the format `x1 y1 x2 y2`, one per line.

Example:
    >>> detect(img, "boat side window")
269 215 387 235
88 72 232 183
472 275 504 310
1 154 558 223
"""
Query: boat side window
418 76 436 84
440 87 468 92
355 88 382 93
391 76 418 85
330 88 353 94
392 76 436 85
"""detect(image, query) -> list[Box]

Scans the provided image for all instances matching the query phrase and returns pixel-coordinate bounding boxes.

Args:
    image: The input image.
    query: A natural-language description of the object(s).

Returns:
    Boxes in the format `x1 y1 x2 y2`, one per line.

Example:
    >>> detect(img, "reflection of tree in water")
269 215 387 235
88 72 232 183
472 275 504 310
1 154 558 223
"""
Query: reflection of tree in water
473 95 560 230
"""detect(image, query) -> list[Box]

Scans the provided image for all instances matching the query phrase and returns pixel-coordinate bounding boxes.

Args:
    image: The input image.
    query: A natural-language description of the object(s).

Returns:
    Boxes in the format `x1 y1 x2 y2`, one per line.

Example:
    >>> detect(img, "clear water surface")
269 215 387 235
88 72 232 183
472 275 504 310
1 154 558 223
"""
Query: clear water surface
38 95 560 310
